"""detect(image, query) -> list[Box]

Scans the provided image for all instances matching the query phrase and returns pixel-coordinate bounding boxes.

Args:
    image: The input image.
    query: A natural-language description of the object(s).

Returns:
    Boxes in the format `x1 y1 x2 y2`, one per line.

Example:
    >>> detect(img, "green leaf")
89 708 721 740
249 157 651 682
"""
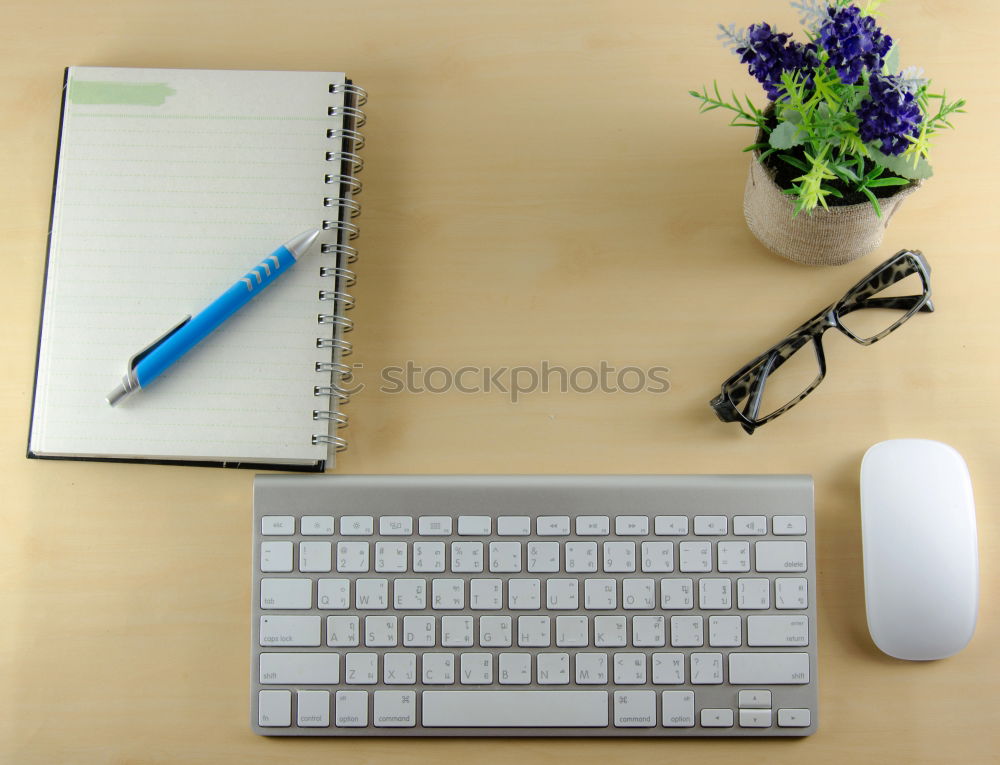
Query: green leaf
861 186 883 218
778 153 810 173
769 121 807 150
868 146 934 180
866 177 912 188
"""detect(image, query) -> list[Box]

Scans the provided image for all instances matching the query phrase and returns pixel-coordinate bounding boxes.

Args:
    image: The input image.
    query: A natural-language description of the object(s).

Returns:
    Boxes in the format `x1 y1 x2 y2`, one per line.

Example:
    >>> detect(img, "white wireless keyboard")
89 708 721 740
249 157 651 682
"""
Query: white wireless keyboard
251 475 817 736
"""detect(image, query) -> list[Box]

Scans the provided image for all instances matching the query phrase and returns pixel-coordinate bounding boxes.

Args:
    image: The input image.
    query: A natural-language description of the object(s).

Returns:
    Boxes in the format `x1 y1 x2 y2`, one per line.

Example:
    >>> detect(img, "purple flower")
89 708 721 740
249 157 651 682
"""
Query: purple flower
737 23 817 100
818 5 893 84
857 74 923 155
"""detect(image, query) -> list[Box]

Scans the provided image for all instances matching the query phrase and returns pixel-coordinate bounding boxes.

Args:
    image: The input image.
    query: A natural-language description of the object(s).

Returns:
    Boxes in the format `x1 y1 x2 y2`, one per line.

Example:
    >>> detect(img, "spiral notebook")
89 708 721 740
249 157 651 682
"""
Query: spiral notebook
27 67 365 471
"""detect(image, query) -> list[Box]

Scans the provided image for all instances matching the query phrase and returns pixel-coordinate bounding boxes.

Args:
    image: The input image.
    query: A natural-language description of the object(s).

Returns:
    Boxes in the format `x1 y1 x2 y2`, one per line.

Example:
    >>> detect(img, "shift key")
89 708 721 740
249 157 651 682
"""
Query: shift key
728 652 810 684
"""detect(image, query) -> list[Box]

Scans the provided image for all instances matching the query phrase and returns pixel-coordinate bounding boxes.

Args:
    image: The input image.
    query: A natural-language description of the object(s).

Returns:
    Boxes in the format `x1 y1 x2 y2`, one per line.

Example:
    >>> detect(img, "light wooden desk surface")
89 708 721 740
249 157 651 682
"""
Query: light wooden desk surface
1 1 996 762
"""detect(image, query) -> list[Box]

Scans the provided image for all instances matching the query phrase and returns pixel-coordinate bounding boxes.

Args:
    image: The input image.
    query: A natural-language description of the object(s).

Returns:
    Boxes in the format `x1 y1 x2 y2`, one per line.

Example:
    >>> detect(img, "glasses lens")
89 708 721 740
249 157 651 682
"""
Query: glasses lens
729 342 822 421
836 270 925 342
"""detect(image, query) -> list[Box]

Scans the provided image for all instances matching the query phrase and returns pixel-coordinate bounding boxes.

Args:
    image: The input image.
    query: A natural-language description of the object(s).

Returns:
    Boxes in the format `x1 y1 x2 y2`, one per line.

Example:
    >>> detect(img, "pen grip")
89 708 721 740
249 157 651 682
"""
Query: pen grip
134 244 297 387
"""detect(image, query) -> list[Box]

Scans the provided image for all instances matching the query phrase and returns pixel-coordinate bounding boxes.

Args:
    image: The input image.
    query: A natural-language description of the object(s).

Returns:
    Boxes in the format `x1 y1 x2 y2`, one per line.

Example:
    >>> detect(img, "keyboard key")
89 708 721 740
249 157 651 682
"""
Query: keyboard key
422 653 454 684
499 653 531 684
489 541 521 572
613 690 655 727
383 655 417 684
698 578 732 609
739 709 773 728
345 652 378 684
754 540 807 572
701 708 734 727
526 541 559 573
678 541 712 572
517 615 550 647
480 615 513 647
738 689 771 708
708 615 742 647
297 690 330 727
546 579 579 610
422 690 608 727
460 653 493 684
413 541 445 572
508 579 541 609
623 578 655 610
652 653 684 684
375 541 408 572
379 516 413 535
259 615 321 647
737 578 770 609
694 516 727 535
728 652 810 684
615 516 648 536
603 541 636 572
260 653 339 684
393 579 426 609
335 690 368 727
575 652 608 683
778 708 811 727
457 516 491 535
337 541 369 572
258 690 291 727
733 515 767 535
594 615 627 647
364 615 397 646
576 516 611 535
690 652 723 684
261 516 294 535
432 579 465 609
661 690 695 727
537 516 570 535
747 615 809 646
660 578 694 610
299 541 332 573
260 578 311 609
355 579 388 609
450 541 484 573
614 653 647 684
773 515 807 535
670 615 703 647
260 541 293 572
640 541 674 572
418 516 452 536
555 615 588 646
326 615 359 646
497 517 531 536
775 577 809 609
340 516 374 535
301 515 335 535
402 615 435 646
654 515 688 535
318 578 350 609
717 541 750 573
373 690 416 727
469 578 503 609
441 616 473 647
565 541 598 572
584 579 617 609
537 652 569 684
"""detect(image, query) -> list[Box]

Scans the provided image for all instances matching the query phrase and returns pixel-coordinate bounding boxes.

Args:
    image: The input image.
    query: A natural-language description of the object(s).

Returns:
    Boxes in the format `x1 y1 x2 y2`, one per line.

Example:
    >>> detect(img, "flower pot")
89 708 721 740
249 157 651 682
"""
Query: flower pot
743 153 921 266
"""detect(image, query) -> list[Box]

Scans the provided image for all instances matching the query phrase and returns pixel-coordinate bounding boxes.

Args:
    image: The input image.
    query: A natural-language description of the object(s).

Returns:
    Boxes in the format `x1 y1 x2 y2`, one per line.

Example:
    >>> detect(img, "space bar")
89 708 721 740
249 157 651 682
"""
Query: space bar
423 691 609 727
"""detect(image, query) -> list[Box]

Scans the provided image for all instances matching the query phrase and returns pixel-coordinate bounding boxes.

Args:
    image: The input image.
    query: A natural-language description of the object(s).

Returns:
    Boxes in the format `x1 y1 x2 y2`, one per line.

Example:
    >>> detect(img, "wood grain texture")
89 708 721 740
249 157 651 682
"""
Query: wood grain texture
0 1 996 762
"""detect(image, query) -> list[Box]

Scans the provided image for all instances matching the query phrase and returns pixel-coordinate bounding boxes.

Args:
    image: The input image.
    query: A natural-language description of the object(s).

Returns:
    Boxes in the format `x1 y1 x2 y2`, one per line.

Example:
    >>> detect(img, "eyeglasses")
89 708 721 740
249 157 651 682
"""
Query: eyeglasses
711 249 933 434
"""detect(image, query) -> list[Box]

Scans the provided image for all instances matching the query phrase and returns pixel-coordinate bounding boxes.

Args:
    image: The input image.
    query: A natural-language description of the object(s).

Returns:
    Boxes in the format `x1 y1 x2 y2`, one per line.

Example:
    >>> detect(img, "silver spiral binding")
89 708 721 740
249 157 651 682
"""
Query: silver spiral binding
314 79 366 458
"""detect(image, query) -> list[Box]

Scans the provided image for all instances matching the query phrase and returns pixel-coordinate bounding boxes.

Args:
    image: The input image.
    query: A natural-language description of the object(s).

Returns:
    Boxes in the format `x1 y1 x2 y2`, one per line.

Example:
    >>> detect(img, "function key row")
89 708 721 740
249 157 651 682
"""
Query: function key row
263 515 807 538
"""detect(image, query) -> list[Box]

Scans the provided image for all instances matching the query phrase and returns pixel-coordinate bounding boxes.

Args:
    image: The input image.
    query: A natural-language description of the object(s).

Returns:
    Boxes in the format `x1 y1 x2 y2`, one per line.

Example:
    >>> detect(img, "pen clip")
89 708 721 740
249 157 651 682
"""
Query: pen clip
128 315 192 371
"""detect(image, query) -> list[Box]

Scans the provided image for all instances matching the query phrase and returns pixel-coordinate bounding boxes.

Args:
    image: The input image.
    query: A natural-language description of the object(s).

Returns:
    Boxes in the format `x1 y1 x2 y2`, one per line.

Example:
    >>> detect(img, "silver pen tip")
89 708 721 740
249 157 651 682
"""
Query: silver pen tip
106 383 131 406
284 229 321 260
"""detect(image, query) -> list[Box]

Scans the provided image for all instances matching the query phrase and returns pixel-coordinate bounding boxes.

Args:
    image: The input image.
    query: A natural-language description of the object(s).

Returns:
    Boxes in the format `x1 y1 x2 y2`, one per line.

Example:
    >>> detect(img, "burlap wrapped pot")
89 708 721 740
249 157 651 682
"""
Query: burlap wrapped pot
743 153 921 266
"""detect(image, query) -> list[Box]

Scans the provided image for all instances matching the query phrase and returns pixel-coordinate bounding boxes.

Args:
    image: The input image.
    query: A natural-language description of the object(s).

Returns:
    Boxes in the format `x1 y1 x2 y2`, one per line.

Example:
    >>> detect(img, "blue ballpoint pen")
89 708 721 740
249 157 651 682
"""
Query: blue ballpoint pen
106 229 320 406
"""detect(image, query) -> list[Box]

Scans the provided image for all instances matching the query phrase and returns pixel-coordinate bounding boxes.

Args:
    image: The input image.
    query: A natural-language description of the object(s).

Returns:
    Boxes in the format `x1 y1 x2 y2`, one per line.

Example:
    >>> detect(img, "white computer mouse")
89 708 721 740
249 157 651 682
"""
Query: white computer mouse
860 439 979 660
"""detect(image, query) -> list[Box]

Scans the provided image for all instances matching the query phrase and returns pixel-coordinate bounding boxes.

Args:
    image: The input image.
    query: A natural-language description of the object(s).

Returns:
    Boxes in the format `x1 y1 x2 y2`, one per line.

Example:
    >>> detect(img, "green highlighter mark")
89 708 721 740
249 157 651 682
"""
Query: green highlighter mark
68 80 176 106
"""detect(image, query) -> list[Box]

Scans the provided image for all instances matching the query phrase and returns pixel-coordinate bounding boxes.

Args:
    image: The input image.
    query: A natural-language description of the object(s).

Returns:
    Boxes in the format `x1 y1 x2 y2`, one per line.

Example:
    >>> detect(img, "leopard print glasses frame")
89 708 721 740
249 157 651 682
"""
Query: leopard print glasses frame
711 249 933 434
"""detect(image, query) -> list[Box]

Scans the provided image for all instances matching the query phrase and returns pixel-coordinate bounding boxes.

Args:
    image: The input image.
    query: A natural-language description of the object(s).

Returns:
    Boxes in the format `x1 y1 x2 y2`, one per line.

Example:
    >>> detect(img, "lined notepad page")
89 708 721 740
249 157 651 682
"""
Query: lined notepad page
30 68 344 466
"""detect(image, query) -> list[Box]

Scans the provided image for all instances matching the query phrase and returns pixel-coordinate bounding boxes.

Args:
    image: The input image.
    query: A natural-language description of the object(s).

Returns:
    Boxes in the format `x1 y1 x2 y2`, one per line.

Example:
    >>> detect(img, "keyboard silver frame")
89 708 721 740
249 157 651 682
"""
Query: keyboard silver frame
251 474 817 737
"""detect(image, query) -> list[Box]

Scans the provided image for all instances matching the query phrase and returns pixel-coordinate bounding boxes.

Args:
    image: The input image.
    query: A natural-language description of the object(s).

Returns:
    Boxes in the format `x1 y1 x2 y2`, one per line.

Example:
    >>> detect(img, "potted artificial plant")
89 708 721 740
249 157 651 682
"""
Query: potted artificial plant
692 0 965 265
